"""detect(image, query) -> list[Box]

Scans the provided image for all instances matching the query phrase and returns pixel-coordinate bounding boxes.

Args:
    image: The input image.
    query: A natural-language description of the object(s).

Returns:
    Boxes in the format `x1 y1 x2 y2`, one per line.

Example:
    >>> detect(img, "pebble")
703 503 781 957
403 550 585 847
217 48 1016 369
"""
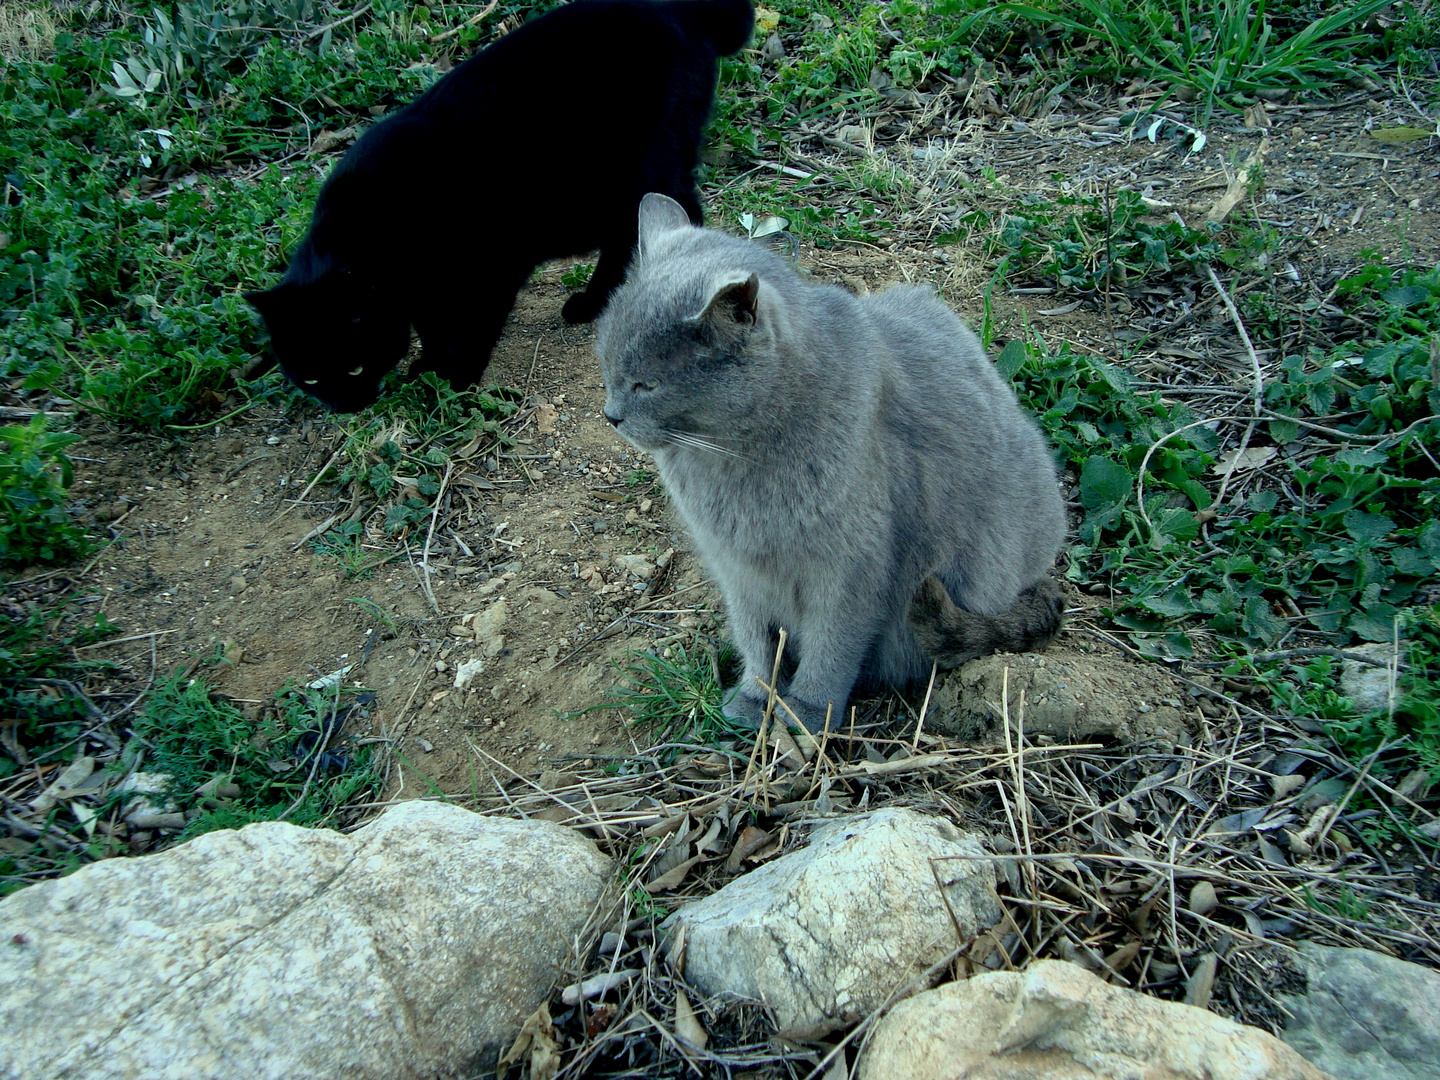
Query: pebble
229 575 247 594
592 519 609 534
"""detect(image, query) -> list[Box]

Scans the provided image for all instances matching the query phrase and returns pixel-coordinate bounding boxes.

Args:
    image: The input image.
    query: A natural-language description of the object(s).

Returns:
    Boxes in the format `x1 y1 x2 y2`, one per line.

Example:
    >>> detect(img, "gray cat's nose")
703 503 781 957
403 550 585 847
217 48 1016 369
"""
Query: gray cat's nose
603 408 623 427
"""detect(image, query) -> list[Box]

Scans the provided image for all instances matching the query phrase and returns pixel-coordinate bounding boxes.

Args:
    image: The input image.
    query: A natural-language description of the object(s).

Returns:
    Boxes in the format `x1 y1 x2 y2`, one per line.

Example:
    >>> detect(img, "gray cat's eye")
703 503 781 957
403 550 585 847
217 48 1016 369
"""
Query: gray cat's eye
632 381 658 394
348 366 365 377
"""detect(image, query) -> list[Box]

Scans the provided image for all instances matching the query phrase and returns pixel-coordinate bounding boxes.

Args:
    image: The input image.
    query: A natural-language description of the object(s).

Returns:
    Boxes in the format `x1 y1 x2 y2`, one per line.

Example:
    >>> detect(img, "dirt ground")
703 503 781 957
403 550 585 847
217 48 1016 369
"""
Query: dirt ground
37 91 1440 797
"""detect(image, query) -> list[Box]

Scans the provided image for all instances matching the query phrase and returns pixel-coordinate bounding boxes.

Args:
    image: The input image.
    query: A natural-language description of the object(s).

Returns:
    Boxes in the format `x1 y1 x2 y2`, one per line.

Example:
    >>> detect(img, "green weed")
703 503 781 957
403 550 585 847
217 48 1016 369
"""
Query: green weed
1000 261 1438 658
994 0 1393 117
0 600 118 783
561 262 594 290
0 415 89 566
602 641 743 748
327 372 521 538
955 186 1220 293
126 672 379 841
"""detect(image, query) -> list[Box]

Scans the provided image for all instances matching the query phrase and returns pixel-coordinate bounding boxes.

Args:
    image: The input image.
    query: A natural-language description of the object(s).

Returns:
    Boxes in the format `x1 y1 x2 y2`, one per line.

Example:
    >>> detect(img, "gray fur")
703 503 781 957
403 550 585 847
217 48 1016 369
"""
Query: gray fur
596 193 1066 732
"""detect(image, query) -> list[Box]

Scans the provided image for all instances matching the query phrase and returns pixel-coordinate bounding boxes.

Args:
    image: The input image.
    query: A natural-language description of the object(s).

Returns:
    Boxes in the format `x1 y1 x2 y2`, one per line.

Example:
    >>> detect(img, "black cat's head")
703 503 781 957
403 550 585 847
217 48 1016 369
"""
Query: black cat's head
246 267 409 413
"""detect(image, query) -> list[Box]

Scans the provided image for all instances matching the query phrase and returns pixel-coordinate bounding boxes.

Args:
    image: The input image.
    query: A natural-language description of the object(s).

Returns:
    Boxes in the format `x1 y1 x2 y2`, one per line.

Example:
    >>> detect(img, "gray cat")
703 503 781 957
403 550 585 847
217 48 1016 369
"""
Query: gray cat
596 193 1066 732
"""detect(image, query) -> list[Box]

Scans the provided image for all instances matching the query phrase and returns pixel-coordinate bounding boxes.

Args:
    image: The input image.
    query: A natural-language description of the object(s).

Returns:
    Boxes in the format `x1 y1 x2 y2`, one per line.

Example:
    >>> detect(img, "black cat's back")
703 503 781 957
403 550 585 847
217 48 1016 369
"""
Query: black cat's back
248 0 753 412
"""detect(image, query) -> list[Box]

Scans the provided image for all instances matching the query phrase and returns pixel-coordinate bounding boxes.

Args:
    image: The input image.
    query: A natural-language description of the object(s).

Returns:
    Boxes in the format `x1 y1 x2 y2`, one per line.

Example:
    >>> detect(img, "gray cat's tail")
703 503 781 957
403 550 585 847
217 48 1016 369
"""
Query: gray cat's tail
908 576 1064 670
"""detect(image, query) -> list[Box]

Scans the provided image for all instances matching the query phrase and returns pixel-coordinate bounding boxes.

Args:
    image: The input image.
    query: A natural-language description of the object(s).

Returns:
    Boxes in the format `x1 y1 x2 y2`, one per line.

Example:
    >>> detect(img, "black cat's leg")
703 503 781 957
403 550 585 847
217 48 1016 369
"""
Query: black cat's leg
414 268 528 388
561 231 636 325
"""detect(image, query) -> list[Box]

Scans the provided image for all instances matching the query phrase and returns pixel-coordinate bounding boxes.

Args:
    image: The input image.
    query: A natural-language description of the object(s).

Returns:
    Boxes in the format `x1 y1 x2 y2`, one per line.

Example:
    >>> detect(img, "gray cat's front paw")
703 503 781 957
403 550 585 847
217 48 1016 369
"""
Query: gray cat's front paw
723 688 836 734
721 690 767 730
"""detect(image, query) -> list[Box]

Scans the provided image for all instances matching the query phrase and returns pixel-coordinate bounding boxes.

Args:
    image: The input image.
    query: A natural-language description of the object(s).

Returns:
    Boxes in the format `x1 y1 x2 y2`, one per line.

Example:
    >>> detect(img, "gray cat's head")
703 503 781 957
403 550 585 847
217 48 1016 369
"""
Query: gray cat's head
595 193 789 457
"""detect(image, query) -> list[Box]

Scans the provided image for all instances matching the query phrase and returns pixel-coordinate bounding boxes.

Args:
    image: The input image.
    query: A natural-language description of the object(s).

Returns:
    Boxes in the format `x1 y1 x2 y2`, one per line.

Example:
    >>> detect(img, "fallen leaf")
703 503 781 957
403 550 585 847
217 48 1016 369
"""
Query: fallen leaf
1185 952 1218 1009
1212 445 1277 475
1188 880 1219 916
673 987 709 1050
726 825 771 872
1370 126 1434 143
696 816 725 854
586 1002 617 1038
497 1004 558 1079
645 853 704 893
30 755 95 814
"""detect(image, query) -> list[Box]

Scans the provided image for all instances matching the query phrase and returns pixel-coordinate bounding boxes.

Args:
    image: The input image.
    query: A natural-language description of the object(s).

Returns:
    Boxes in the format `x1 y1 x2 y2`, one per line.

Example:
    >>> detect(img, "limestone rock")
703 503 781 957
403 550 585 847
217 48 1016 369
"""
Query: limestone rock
1282 944 1440 1080
665 807 1000 1030
0 801 614 1080
932 651 1190 745
858 959 1332 1079
1339 642 1401 714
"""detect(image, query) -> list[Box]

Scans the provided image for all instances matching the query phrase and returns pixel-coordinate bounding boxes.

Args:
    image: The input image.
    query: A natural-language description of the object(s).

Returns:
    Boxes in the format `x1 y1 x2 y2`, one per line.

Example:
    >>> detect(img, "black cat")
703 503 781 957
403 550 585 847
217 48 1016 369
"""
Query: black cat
246 0 753 412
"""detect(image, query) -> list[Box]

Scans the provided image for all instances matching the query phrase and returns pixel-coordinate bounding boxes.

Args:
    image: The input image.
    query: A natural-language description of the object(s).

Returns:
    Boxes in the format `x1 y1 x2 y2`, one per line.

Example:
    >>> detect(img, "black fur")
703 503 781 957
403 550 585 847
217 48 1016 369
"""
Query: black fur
246 0 754 412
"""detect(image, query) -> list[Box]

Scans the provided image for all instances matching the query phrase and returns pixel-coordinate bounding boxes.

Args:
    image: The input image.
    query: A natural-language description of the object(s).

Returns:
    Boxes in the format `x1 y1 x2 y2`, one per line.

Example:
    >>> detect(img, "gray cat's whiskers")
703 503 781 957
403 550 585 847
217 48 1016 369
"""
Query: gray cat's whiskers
666 431 747 460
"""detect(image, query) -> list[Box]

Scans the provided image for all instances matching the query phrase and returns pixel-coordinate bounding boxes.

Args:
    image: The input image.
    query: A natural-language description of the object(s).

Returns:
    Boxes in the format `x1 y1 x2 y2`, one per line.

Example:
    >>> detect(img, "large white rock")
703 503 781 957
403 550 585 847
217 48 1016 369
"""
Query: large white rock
858 959 1334 1080
666 807 1000 1030
1282 944 1440 1080
0 800 614 1080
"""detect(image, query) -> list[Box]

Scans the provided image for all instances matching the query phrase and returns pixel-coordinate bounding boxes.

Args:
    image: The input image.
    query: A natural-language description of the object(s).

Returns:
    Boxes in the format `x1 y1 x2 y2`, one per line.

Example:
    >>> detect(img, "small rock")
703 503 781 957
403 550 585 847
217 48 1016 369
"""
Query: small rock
1282 944 1440 1080
229 574 248 594
860 960 1329 1079
613 554 655 580
665 808 999 1030
117 772 178 827
471 598 508 657
453 658 485 691
1340 642 1400 713
591 518 609 534
501 492 522 508
1188 880 1219 916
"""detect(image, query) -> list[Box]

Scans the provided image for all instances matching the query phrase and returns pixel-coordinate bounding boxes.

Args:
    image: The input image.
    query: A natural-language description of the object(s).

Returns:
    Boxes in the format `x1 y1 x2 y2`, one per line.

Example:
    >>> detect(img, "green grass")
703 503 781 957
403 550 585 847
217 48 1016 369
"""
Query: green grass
598 641 747 748
127 672 380 842
997 253 1439 658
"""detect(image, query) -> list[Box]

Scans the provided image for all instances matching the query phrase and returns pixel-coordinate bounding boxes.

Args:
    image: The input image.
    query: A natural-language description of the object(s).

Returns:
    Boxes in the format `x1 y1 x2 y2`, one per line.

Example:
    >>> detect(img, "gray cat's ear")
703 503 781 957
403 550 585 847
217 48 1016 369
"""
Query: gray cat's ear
697 273 761 330
638 193 692 257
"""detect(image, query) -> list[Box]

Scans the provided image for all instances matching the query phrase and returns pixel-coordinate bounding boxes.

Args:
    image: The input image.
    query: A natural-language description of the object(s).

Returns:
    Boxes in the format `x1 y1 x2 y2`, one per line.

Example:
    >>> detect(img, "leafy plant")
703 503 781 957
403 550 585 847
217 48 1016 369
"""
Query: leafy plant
1000 262 1438 656
0 415 89 566
956 186 1220 293
126 673 378 840
108 0 325 110
329 372 521 538
561 262 594 290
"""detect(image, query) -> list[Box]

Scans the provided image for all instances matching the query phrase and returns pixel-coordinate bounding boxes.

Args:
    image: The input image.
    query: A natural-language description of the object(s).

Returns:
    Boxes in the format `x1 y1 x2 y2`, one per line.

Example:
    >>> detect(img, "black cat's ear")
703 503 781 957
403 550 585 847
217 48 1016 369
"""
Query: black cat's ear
697 273 760 331
638 192 692 258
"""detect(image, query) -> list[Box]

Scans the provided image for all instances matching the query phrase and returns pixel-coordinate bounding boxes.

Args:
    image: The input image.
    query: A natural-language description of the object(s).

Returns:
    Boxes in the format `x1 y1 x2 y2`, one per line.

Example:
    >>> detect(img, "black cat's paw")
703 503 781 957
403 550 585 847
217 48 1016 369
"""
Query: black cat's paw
561 290 608 324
